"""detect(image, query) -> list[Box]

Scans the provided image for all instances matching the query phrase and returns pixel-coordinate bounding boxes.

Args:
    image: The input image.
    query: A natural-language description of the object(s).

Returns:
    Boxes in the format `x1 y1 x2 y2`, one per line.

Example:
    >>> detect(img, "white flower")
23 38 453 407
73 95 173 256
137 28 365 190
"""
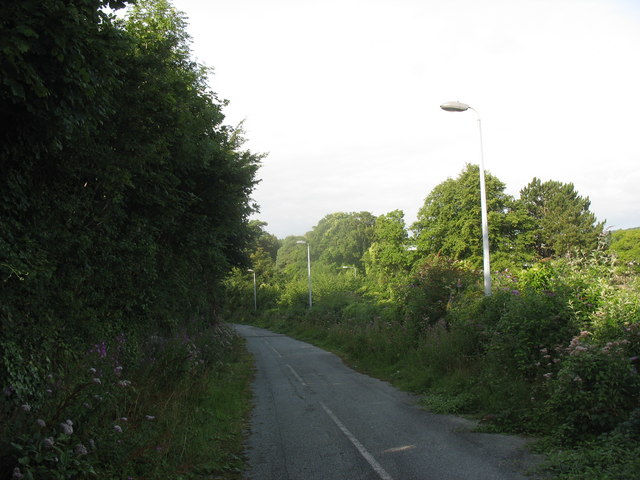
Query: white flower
113 425 123 433
36 419 46 428
92 377 101 384
60 422 73 435
74 443 88 456
145 415 156 421
21 404 31 412
44 437 55 448
88 367 97 374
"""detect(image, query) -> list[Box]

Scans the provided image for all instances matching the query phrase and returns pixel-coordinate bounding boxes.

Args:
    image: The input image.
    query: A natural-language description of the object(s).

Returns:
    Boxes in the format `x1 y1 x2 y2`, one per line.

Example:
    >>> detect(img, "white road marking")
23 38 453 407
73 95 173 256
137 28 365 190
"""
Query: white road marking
320 402 394 480
263 339 282 358
286 364 307 387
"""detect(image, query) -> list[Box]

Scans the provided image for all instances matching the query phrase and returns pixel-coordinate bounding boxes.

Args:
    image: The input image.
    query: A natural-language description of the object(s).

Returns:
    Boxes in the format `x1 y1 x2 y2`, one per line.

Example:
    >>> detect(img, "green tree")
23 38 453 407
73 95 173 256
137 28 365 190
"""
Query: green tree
363 210 414 298
1 0 260 400
412 164 530 269
609 228 640 267
246 220 280 284
518 177 604 258
306 212 376 270
275 236 310 276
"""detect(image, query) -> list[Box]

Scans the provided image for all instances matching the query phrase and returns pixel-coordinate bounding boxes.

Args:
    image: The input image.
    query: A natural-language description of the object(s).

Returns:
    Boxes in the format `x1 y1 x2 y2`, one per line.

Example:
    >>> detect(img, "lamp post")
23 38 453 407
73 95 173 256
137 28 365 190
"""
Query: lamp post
440 101 492 295
296 240 313 308
247 269 257 311
341 265 357 277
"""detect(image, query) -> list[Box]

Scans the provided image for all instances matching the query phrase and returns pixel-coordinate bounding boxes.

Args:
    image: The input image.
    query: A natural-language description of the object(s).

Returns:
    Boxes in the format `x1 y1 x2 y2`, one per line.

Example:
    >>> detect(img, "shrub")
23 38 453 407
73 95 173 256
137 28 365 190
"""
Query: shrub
490 290 578 378
546 332 640 440
402 255 478 333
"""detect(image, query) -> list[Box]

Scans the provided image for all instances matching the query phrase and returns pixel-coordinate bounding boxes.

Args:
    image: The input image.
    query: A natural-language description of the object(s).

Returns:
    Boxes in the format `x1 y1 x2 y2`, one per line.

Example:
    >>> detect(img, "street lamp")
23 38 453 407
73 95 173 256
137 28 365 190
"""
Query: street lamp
296 240 313 308
247 269 257 311
340 265 357 277
440 101 492 296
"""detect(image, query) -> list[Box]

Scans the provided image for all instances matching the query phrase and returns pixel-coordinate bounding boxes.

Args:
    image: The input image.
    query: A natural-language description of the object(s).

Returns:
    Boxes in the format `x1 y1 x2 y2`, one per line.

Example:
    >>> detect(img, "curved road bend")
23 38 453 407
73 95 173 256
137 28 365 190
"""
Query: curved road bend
233 324 543 480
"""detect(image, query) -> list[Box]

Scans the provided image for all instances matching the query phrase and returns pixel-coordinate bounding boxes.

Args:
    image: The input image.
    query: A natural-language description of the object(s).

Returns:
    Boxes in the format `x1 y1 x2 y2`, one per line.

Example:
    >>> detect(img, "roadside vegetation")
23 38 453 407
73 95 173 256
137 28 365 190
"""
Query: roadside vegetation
226 203 639 478
3 0 639 479
1 1 256 478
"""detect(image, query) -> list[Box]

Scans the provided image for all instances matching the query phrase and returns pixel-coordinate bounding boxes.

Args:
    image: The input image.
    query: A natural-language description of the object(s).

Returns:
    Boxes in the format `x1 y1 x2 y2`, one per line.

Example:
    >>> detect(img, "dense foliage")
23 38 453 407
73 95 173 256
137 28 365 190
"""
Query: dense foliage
1 0 259 477
609 227 640 269
519 177 604 258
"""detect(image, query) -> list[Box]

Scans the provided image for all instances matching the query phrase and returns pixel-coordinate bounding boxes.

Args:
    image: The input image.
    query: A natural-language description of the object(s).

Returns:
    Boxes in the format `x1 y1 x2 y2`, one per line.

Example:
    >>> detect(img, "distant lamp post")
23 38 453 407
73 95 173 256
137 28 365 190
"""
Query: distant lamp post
296 240 313 308
341 265 357 277
247 269 257 311
440 100 492 296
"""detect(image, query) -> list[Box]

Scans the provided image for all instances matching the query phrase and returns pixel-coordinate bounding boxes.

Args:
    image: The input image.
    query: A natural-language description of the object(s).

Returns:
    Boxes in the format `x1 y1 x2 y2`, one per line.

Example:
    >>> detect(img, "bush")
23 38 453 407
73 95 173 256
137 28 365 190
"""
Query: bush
402 255 478 333
546 332 640 440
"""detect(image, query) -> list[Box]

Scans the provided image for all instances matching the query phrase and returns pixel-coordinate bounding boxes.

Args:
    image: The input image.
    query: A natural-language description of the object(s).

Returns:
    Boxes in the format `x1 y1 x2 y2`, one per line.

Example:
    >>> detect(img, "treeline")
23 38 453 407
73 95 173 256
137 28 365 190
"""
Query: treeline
1 0 258 477
228 163 615 313
228 166 640 479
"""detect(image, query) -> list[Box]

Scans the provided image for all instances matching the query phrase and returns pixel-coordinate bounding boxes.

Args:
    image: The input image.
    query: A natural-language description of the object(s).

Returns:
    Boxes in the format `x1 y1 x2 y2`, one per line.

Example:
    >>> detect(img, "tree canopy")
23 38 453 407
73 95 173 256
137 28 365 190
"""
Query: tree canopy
609 228 640 267
518 177 604 258
1 0 261 398
306 211 376 270
412 164 530 268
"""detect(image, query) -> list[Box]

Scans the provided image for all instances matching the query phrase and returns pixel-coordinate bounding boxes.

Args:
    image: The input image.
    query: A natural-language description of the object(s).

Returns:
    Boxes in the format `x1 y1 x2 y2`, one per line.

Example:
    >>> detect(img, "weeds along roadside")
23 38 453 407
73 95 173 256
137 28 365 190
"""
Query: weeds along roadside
1 324 254 480
235 253 640 480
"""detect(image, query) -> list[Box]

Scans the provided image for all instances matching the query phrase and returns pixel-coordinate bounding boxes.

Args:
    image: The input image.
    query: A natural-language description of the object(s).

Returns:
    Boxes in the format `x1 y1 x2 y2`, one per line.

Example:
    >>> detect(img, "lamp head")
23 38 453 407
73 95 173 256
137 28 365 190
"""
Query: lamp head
440 101 470 112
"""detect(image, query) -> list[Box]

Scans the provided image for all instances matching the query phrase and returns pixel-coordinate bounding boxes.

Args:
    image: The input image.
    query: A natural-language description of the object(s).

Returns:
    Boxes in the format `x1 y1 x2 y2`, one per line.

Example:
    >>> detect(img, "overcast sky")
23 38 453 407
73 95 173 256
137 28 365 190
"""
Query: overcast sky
168 0 640 239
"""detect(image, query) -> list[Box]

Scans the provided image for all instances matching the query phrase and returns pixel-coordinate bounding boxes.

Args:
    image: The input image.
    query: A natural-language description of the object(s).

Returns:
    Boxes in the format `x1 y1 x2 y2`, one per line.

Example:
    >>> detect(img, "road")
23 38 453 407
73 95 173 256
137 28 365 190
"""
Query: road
234 324 543 480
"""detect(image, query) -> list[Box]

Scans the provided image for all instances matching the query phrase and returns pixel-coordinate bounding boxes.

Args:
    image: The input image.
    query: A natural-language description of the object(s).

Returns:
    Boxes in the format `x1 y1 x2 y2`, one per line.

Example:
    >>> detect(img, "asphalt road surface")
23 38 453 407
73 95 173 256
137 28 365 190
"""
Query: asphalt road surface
234 324 543 480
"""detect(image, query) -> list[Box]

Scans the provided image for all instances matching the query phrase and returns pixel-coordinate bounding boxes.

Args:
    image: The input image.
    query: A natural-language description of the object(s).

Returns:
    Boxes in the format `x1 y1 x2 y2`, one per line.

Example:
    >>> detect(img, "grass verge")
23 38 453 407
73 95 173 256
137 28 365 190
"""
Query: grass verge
175 338 254 479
